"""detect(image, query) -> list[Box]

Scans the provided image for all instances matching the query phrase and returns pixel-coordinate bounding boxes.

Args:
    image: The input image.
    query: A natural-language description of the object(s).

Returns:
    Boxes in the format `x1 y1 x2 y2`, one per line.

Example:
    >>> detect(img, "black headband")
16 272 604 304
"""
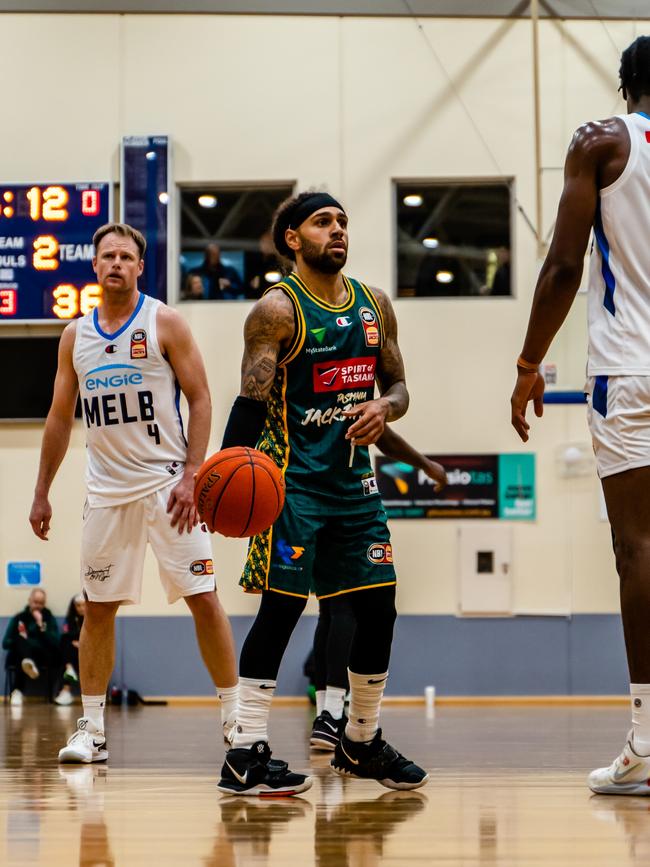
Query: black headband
288 193 345 229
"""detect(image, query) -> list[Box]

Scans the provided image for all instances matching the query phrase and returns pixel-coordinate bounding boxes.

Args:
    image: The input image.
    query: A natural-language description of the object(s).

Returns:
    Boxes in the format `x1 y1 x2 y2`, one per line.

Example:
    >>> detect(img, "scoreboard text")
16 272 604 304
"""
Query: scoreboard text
0 182 110 322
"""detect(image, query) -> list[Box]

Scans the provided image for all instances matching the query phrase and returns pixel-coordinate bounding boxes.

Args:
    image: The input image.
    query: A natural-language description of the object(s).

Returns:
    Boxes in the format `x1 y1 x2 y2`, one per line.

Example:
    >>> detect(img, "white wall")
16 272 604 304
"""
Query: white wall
0 13 642 619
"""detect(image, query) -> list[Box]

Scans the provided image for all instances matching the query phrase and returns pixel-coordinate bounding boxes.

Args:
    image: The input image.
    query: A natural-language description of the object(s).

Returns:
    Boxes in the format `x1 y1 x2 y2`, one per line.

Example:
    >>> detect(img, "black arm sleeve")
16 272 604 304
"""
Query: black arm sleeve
221 395 268 449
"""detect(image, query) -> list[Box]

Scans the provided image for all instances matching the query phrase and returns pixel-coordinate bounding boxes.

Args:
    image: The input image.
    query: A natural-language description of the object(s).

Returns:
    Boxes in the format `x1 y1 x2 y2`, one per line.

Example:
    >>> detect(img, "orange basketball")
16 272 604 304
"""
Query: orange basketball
194 446 285 538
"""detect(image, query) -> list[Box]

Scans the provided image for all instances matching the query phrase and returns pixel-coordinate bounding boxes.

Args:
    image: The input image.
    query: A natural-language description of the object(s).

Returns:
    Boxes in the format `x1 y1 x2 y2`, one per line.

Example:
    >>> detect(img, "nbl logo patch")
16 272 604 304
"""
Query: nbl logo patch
367 543 393 565
190 559 214 576
359 307 380 347
130 329 147 359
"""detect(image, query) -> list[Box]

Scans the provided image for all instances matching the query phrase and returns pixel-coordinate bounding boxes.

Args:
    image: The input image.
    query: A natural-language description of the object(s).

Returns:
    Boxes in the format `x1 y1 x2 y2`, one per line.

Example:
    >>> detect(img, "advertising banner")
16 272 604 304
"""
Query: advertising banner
375 453 535 520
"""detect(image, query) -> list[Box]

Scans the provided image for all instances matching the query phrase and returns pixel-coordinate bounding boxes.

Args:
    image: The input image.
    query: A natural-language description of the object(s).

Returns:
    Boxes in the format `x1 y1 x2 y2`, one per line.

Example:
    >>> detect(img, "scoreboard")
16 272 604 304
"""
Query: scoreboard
0 182 110 322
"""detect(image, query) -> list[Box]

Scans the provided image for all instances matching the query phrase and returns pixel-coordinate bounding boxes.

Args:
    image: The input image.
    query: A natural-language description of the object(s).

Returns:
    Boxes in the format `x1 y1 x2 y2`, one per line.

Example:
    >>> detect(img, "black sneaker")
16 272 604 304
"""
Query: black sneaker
217 741 313 797
310 711 346 751
331 729 429 790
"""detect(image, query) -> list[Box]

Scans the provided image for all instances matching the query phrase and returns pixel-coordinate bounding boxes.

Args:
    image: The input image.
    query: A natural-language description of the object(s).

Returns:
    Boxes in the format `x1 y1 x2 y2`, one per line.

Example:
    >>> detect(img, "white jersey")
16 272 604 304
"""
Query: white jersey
73 293 187 507
588 111 650 375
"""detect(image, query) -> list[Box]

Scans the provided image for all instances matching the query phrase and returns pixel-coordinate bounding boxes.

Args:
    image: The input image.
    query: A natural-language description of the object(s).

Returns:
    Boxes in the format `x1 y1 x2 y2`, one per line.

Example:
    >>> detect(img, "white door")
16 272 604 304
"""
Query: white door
458 524 513 615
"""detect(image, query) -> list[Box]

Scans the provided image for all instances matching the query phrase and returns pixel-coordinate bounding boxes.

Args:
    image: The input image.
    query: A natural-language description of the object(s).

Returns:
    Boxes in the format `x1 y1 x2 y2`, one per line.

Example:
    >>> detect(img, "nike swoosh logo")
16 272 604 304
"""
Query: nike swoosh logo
92 740 105 748
259 684 274 690
613 761 642 781
225 760 249 785
368 678 387 685
323 721 339 733
340 742 360 765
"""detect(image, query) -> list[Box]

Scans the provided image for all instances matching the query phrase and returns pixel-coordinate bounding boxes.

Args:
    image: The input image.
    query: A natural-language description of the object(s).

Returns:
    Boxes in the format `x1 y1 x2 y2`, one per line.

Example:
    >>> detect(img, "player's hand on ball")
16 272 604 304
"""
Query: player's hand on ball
343 398 390 446
167 474 199 534
511 370 545 442
29 494 52 541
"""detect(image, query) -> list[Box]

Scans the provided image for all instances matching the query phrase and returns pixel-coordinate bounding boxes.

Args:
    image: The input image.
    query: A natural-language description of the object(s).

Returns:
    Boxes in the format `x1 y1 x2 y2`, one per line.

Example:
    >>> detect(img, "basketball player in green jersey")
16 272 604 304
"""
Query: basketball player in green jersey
217 191 429 796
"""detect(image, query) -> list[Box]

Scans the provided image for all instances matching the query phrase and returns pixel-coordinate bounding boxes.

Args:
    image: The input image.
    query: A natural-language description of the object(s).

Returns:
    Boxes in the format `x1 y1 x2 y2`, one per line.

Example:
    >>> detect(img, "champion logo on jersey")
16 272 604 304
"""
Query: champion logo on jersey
130 329 147 359
336 316 352 327
645 131 650 144
105 344 118 354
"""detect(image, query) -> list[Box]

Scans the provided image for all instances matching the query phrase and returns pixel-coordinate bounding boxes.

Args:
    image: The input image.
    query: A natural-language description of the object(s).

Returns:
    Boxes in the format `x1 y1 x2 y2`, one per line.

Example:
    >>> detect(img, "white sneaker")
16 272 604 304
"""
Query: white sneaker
21 658 39 680
55 689 74 706
58 718 108 764
9 689 23 706
588 732 650 795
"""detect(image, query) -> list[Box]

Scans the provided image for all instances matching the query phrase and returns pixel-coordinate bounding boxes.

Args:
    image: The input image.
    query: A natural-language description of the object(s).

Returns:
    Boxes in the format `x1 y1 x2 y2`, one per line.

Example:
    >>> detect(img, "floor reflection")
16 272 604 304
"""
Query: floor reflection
58 766 114 867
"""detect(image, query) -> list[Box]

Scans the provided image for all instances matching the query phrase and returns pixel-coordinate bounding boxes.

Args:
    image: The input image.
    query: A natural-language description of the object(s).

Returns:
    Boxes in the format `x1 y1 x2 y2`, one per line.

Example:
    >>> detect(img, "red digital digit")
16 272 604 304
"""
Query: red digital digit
0 289 16 316
81 189 100 217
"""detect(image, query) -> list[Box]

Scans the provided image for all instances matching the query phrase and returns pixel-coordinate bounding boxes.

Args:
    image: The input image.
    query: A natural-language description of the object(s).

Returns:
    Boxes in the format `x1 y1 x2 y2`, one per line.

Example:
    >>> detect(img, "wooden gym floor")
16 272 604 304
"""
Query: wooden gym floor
0 701 646 866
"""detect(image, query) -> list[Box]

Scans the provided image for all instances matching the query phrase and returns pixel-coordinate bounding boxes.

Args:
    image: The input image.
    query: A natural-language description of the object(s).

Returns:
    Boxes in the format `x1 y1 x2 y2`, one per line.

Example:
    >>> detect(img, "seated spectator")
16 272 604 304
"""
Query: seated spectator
181 273 207 301
55 594 85 706
2 588 61 705
190 243 244 300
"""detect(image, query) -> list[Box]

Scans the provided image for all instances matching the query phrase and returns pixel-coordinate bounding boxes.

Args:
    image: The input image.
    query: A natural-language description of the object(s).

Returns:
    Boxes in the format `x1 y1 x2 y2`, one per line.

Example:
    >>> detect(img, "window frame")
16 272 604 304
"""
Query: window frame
392 176 516 300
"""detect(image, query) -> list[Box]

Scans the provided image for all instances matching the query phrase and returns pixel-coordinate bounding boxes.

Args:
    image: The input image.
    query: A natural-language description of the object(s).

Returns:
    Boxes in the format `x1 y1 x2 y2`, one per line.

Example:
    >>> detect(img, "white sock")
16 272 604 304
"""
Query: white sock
230 677 275 748
316 689 326 716
631 684 650 755
216 683 239 730
345 669 387 743
81 694 106 732
324 686 346 720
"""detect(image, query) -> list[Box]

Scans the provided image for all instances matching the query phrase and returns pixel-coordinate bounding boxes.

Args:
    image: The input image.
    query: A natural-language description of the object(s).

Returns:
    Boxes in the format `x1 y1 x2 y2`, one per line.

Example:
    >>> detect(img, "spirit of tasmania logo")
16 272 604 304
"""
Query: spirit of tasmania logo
312 356 376 393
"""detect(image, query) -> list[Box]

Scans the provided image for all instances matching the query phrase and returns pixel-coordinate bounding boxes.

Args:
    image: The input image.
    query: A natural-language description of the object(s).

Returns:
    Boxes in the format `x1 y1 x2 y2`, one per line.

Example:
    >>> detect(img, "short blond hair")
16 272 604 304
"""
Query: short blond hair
93 222 146 259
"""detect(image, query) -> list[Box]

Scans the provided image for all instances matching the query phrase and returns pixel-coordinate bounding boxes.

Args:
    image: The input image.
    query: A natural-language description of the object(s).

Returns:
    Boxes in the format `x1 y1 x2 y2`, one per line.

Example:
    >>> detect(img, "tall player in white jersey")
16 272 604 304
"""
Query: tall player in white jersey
510 36 650 795
29 223 238 763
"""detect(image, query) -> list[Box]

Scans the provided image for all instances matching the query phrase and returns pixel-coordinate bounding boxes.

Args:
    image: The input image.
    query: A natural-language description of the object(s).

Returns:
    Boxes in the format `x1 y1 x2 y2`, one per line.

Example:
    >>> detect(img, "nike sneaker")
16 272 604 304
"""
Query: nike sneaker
58 718 108 764
217 740 312 796
21 658 40 680
331 729 429 790
588 732 650 795
310 711 347 751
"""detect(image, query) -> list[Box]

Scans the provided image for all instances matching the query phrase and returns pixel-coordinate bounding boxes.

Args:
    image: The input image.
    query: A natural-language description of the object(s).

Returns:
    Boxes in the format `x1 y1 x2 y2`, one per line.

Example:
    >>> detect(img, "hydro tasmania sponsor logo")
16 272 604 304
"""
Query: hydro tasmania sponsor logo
312 357 376 393
276 540 305 571
84 364 143 391
367 543 393 565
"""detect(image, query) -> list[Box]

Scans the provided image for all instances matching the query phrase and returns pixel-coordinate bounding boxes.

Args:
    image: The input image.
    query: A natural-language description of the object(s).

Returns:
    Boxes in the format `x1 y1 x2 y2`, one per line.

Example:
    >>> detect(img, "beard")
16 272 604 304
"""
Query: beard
299 235 347 274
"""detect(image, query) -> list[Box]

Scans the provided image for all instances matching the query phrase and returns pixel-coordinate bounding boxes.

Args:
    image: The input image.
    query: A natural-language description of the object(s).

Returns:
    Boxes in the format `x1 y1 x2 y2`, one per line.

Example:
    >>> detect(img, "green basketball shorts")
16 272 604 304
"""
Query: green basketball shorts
240 494 396 599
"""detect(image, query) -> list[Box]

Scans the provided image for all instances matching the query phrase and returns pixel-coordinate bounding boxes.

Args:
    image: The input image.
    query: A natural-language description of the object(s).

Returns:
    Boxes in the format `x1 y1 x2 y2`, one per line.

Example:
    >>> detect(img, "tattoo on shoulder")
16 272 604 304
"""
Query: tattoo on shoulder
240 291 294 400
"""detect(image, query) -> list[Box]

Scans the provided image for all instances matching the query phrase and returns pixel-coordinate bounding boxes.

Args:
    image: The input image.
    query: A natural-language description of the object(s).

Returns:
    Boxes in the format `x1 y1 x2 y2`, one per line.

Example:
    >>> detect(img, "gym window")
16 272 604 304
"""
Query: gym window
179 183 293 301
395 180 513 298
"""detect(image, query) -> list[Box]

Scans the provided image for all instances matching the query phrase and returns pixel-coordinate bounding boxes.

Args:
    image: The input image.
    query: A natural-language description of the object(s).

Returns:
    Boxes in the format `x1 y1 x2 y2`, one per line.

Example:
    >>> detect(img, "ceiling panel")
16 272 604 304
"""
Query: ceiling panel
0 0 648 18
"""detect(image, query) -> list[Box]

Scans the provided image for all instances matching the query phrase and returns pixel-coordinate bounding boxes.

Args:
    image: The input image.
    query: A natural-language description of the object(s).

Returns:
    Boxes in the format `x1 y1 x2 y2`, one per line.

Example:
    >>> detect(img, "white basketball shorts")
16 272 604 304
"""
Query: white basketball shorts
586 375 650 479
80 483 215 604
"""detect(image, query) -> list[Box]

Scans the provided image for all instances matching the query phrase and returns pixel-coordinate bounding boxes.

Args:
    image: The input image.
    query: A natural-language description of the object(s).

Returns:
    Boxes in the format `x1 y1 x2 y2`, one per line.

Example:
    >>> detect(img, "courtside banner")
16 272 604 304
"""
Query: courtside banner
375 454 535 520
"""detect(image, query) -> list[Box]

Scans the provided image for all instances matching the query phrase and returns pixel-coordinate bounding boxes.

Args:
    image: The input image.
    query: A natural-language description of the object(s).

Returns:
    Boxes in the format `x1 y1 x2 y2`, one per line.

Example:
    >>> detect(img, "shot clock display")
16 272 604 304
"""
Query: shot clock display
0 182 110 322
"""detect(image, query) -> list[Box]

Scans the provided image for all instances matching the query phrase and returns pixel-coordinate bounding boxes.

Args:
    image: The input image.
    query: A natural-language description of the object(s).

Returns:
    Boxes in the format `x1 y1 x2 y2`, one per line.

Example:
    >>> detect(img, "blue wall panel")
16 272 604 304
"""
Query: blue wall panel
0 614 630 697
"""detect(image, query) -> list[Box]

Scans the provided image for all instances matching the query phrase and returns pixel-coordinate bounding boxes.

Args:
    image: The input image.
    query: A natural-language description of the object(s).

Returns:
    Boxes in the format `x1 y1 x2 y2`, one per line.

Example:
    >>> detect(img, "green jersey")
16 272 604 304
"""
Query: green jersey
258 271 385 515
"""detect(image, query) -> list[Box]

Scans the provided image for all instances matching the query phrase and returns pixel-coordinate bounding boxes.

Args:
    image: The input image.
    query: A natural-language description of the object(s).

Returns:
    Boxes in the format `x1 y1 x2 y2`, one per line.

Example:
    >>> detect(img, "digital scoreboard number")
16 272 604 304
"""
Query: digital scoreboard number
0 182 110 322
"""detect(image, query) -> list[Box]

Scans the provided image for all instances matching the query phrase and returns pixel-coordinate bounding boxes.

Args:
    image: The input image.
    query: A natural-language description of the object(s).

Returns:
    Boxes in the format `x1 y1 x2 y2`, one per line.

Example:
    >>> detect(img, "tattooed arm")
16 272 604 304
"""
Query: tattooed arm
344 288 409 446
239 288 295 399
221 289 295 450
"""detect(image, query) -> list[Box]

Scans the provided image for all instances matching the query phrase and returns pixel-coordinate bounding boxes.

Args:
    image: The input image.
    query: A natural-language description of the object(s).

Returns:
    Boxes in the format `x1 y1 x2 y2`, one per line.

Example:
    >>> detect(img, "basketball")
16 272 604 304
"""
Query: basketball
194 446 285 537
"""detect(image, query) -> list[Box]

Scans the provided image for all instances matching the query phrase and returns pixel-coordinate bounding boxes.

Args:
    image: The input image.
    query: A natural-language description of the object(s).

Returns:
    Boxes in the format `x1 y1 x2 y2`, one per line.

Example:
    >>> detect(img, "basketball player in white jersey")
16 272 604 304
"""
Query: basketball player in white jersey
511 36 650 794
29 223 238 763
